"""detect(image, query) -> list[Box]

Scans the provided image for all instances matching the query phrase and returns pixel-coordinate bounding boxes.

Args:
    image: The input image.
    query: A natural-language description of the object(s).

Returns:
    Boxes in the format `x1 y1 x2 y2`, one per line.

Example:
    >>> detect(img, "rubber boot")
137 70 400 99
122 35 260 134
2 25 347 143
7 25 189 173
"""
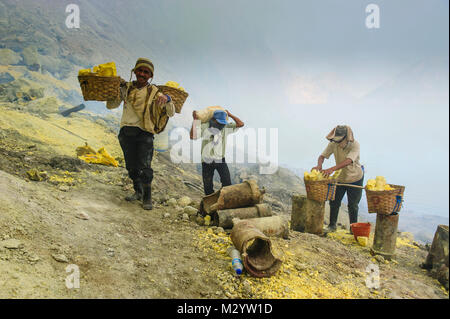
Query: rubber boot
348 206 358 234
327 205 339 232
125 180 143 202
142 183 152 210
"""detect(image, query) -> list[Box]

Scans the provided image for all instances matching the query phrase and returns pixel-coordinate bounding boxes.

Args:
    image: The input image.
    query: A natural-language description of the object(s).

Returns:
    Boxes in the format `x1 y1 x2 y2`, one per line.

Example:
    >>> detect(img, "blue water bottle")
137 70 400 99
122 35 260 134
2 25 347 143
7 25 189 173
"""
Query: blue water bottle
227 246 243 275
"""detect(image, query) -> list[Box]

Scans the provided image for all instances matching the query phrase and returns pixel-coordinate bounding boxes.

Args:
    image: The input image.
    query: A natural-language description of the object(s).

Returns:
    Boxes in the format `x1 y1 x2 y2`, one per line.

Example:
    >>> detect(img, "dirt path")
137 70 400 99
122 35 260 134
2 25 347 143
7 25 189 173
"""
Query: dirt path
0 168 223 298
0 166 447 299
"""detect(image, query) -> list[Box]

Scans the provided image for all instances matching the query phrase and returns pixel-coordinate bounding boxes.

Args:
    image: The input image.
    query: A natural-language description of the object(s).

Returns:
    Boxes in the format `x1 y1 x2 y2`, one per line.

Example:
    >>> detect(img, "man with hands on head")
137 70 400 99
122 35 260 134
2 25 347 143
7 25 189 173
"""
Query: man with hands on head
190 109 244 195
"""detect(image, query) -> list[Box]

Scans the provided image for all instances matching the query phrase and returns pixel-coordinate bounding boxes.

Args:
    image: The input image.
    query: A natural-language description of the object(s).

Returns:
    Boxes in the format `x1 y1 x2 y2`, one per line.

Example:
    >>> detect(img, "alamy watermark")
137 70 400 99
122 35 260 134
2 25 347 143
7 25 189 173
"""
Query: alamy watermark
365 262 380 289
65 264 80 289
65 4 80 29
365 4 380 29
169 122 279 175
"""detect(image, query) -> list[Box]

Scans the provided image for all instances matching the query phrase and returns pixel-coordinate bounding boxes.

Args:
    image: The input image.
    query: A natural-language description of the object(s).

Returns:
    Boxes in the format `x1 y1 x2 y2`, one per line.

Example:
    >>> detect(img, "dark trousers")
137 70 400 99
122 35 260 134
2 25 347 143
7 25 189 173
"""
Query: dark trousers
118 126 154 185
201 158 232 195
329 175 364 227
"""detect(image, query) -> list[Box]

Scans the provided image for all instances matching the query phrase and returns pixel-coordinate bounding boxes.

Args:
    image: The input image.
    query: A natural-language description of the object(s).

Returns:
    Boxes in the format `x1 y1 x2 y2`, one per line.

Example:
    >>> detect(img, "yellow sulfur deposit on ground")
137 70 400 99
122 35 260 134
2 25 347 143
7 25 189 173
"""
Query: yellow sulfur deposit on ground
76 144 119 167
164 81 185 91
328 229 374 248
78 62 117 77
49 174 75 185
194 228 370 299
304 169 341 181
76 143 97 157
396 236 419 250
366 176 394 191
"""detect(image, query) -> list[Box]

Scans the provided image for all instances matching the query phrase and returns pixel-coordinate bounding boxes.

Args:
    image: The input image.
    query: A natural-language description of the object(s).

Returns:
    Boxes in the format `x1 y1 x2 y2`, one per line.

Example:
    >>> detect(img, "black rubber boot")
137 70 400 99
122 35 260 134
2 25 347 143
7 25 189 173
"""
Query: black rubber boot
327 206 339 232
142 183 152 210
125 180 143 202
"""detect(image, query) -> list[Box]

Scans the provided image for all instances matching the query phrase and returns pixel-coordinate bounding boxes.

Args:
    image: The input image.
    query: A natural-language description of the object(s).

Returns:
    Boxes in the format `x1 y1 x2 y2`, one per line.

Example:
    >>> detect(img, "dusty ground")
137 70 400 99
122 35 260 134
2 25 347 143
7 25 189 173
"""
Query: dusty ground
0 106 448 299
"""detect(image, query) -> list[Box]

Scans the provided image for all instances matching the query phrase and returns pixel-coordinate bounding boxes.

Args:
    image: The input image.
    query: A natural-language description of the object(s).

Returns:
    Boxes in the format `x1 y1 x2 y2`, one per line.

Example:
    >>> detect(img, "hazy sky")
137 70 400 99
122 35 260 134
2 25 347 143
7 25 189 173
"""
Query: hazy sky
108 0 449 217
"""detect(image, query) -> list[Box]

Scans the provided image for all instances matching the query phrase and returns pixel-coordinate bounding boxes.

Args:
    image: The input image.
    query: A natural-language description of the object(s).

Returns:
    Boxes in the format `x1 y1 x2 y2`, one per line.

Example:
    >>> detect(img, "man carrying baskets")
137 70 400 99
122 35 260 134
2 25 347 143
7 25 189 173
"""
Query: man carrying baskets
312 125 364 232
106 58 175 210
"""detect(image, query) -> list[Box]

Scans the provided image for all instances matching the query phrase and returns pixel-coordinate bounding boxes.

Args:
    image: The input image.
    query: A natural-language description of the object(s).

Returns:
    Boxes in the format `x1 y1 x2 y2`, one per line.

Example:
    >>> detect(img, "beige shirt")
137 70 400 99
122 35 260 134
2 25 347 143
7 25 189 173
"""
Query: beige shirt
196 122 239 162
321 140 363 183
106 83 175 134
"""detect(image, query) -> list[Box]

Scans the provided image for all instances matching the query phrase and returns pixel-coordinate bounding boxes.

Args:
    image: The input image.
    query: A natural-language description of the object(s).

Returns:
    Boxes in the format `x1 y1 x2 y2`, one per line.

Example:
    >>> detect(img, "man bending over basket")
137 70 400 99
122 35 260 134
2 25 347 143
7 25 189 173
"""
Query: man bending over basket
312 125 364 233
106 58 175 210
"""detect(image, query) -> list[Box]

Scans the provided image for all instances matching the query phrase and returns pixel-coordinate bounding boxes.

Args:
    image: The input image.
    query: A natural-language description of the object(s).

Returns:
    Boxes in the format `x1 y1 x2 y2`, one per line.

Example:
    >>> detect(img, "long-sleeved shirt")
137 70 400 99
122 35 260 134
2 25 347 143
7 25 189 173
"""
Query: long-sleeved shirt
193 121 239 162
321 140 363 183
106 82 175 134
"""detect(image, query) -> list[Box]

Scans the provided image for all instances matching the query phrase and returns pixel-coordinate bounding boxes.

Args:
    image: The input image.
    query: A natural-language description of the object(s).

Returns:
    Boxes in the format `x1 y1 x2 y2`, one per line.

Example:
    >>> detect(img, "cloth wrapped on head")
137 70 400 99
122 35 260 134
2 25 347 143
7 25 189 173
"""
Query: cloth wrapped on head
326 125 355 148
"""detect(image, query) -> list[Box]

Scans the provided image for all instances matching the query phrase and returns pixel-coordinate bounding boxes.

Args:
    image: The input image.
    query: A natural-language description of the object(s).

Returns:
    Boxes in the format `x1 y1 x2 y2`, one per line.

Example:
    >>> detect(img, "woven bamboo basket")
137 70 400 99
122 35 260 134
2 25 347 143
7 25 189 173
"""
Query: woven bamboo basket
78 75 121 101
157 85 188 113
304 179 337 202
365 184 405 215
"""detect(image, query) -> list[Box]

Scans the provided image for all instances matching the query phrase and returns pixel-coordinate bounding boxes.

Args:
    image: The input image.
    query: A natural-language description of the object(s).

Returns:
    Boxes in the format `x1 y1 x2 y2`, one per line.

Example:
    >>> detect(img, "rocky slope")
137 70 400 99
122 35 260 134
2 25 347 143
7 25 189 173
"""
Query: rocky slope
0 100 447 299
0 0 447 299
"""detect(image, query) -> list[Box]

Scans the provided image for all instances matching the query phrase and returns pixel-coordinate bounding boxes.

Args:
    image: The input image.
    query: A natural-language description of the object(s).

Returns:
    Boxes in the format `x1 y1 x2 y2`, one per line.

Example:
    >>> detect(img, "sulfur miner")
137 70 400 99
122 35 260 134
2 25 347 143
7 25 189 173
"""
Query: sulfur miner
189 108 244 195
312 125 364 233
106 58 175 210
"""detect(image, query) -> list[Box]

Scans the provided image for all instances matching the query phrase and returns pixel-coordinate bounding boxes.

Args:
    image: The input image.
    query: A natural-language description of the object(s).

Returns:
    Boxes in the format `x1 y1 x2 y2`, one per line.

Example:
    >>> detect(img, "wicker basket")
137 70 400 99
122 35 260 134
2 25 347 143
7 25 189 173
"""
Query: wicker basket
157 85 188 113
304 179 337 202
365 184 405 215
78 75 120 101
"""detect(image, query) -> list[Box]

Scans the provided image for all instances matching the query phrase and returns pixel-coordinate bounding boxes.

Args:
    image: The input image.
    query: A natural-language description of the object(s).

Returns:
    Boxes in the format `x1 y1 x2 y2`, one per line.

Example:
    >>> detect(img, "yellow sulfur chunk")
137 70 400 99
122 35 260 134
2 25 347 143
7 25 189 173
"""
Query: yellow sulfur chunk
366 177 395 191
87 62 117 77
304 168 337 181
76 143 97 157
165 81 185 91
367 179 376 187
204 215 211 226
165 81 179 88
375 176 387 190
304 171 310 181
332 169 342 179
97 147 119 167
78 68 92 76
77 144 118 167
375 176 386 183
357 236 368 247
